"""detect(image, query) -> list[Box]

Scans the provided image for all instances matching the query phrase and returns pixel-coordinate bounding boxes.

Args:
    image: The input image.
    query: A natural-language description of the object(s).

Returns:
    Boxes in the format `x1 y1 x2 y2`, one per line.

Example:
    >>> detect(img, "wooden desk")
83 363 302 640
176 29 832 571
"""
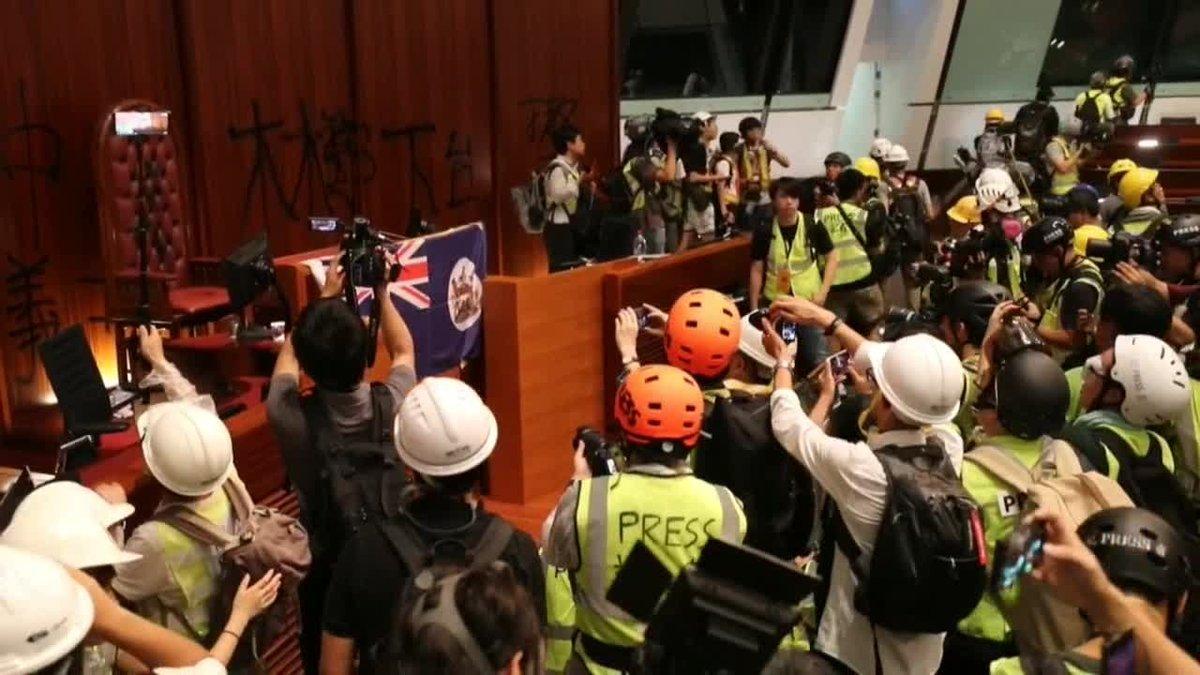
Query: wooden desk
482 237 751 503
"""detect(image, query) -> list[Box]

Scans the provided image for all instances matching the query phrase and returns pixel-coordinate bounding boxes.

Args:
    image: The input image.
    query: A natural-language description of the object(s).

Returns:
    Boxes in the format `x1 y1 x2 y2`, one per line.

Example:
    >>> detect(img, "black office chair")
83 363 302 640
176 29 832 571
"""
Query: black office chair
39 325 136 471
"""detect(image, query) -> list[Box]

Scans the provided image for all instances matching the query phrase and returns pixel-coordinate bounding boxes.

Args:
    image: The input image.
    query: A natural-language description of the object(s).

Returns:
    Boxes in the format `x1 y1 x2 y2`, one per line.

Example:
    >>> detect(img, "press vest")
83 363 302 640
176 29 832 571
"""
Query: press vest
145 493 233 638
622 157 647 212
1048 137 1080 196
544 559 576 675
763 217 821 302
740 143 771 195
954 354 983 442
959 435 1048 643
1075 410 1175 480
572 467 745 663
1174 380 1200 502
986 240 1024 300
818 204 872 287
1065 366 1085 422
1106 76 1133 113
1038 258 1104 363
1118 207 1164 237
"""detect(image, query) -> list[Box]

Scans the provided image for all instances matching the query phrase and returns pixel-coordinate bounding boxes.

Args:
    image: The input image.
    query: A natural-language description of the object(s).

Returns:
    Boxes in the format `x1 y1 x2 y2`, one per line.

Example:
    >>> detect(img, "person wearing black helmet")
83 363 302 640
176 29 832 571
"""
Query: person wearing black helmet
940 281 1012 439
989 507 1193 674
944 339 1070 675
824 151 852 182
1106 55 1146 124
1022 217 1104 365
1153 215 1200 286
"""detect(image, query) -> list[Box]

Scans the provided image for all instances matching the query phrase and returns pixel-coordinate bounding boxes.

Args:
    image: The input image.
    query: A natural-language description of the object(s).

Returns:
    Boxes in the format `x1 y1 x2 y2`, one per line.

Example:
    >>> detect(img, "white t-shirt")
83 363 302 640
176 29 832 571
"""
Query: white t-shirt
770 386 963 675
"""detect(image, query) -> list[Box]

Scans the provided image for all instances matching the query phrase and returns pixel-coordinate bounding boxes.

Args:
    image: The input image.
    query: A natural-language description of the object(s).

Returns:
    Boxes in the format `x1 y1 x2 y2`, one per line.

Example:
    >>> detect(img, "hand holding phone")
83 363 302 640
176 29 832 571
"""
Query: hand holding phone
992 519 1046 594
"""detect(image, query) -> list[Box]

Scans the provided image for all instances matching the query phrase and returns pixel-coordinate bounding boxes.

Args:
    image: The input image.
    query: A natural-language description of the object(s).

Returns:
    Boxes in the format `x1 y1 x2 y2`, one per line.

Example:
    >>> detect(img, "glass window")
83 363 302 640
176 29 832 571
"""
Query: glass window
1038 0 1193 87
619 0 853 101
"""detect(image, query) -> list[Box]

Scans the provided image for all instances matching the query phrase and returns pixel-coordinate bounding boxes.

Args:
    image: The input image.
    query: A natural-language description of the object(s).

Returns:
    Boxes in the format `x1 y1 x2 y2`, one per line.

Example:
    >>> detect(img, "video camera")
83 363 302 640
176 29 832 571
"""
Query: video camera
574 426 618 477
606 538 817 674
651 107 703 147
1085 231 1154 270
311 216 399 291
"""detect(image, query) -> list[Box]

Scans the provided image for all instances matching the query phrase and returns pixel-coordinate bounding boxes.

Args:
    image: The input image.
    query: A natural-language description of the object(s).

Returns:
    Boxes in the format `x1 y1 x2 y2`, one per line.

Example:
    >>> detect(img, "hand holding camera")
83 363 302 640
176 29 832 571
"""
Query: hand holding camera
768 297 835 330
320 263 346 300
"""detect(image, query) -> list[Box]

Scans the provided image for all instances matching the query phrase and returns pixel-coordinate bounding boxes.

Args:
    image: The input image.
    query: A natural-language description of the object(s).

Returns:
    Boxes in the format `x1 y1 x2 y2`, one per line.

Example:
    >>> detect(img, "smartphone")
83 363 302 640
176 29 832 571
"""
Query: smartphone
746 309 768 332
634 306 650 330
777 321 798 344
114 110 170 136
807 350 849 380
992 520 1046 593
309 217 341 233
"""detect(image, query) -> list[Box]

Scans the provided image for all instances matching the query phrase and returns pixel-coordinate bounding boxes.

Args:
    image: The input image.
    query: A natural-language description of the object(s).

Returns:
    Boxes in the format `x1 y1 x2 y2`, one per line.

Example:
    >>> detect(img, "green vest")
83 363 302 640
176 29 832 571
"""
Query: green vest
547 159 580 218
1106 76 1130 108
1049 137 1080 196
954 354 983 443
572 467 745 657
1039 259 1104 364
622 158 647 212
1174 380 1200 501
818 204 872 287
986 241 1024 300
959 436 1048 643
764 217 821 302
1065 366 1085 422
544 560 576 675
146 493 232 638
1074 410 1175 480
1119 208 1164 237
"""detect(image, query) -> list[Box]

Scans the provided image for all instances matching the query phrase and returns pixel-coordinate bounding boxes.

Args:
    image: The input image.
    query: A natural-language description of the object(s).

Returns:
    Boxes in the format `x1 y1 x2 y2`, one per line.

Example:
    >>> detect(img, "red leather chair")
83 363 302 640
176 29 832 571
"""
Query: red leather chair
96 100 231 386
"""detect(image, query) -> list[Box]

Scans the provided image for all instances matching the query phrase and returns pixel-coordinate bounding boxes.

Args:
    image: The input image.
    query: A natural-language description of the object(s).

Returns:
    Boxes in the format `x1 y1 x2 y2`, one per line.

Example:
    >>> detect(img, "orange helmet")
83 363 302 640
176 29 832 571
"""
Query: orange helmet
615 365 704 448
664 289 741 378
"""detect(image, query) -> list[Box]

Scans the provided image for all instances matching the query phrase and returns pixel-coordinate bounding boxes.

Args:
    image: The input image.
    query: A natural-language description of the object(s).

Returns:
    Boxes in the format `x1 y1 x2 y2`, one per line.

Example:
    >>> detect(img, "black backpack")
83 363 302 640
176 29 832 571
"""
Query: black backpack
1075 92 1102 131
370 513 515 675
1013 103 1051 162
832 441 987 634
302 383 408 559
694 391 816 559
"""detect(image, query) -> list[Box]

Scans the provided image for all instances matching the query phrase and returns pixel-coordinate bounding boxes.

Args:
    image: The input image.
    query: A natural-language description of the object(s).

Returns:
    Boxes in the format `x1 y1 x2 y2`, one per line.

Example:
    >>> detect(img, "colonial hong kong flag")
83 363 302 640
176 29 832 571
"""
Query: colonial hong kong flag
354 222 487 377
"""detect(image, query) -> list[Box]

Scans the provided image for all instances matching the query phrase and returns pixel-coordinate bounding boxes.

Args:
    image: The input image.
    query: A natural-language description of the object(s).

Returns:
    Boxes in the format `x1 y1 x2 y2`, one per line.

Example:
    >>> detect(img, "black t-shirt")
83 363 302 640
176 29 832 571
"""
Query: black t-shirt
750 213 833 263
322 495 545 651
680 142 709 175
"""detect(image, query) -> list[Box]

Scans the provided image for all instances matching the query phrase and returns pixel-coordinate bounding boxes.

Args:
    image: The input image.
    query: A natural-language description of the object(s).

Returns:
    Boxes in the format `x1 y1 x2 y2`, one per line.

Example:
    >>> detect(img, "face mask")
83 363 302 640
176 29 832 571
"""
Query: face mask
1000 215 1023 241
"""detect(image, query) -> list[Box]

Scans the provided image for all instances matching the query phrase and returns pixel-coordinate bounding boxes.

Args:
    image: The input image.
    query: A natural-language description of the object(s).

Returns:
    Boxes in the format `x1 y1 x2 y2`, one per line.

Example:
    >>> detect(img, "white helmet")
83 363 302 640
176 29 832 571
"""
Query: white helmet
0 481 140 569
739 314 775 369
1110 335 1190 426
0 545 94 675
139 402 234 497
394 378 498 477
870 137 893 161
975 168 1022 213
883 144 910 164
856 335 964 425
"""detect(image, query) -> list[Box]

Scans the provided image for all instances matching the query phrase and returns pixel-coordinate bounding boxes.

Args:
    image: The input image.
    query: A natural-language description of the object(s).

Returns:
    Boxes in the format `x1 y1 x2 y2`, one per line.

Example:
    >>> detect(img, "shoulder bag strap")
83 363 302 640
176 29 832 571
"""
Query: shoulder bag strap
368 382 394 443
1042 439 1084 476
830 504 868 582
1077 472 1134 510
468 518 515 570
964 446 1036 492
377 518 431 576
155 504 237 550
220 473 255 524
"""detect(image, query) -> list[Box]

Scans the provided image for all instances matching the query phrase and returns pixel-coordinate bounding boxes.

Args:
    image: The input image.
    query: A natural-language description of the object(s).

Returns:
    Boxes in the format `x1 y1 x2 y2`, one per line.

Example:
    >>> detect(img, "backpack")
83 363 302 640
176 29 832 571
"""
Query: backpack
832 440 987 635
965 440 1132 655
370 513 515 675
301 383 407 560
694 391 816 559
1013 103 1051 162
887 176 929 258
1074 91 1102 132
1086 428 1199 539
154 474 312 669
510 159 572 234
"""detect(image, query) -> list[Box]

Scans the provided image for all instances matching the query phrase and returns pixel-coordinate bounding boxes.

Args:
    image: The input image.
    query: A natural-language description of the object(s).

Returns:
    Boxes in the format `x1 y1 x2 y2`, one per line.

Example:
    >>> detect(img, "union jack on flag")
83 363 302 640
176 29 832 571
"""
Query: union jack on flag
385 239 431 309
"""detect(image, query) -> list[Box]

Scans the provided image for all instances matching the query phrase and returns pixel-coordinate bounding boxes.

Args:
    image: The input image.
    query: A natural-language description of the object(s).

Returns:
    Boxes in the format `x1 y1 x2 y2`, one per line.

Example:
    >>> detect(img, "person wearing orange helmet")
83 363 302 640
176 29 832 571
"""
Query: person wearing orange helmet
543 364 746 673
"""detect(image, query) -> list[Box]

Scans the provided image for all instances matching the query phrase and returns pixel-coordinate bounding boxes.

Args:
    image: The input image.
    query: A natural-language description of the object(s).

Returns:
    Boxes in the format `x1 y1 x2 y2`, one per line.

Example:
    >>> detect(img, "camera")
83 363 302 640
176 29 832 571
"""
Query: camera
574 426 618 477
651 107 702 147
1086 231 1154 270
994 313 1049 361
914 262 955 310
310 216 399 290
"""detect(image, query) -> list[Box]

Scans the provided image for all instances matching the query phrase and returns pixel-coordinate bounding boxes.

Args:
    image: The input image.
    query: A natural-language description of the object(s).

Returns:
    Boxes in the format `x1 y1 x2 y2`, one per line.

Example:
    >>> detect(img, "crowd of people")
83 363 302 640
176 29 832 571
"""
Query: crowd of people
5 52 1200 675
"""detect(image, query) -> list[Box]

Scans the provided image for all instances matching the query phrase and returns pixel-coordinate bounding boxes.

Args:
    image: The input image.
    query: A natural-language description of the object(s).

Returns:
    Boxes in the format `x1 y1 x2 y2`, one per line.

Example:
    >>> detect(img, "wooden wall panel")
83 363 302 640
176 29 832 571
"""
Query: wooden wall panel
0 0 183 423
352 0 494 244
178 0 355 258
490 0 619 276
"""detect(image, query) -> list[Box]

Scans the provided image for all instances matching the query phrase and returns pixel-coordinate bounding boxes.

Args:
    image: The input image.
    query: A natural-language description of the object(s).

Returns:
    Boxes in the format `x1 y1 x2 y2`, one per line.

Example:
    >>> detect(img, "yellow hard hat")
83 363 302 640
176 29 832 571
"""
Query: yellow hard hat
947 195 981 224
853 156 881 180
1118 167 1160 209
1107 158 1137 181
985 109 1005 123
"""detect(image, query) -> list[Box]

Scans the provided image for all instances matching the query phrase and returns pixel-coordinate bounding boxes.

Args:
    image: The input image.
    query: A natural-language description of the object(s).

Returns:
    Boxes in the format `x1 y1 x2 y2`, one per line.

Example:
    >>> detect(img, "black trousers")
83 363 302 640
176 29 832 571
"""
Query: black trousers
544 220 577 272
298 554 335 675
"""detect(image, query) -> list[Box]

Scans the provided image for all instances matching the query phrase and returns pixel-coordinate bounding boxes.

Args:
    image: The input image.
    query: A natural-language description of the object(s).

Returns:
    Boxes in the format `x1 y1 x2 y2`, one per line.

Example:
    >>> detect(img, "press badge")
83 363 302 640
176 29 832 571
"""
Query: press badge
997 491 1024 518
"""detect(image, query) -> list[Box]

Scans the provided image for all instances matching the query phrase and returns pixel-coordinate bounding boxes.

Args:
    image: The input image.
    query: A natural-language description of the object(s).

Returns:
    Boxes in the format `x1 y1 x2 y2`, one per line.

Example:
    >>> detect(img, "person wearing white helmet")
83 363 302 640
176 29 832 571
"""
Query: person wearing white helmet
883 143 936 308
0 479 140 571
109 400 239 643
973 168 1029 299
765 296 967 675
320 377 543 675
0 544 215 675
1061 335 1194 534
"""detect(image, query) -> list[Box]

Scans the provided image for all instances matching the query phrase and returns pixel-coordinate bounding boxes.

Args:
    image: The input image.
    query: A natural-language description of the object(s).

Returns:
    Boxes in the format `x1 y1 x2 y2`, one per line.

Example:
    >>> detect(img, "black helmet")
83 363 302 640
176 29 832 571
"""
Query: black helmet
995 350 1069 439
1021 217 1074 255
1078 507 1192 603
947 281 1011 345
824 151 852 168
1089 70 1107 90
1113 54 1136 76
1155 215 1200 250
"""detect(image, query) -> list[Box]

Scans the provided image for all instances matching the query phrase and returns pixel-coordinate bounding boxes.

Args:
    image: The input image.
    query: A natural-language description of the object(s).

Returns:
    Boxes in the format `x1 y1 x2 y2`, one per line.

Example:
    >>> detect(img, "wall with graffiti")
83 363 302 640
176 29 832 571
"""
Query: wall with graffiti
0 0 618 424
